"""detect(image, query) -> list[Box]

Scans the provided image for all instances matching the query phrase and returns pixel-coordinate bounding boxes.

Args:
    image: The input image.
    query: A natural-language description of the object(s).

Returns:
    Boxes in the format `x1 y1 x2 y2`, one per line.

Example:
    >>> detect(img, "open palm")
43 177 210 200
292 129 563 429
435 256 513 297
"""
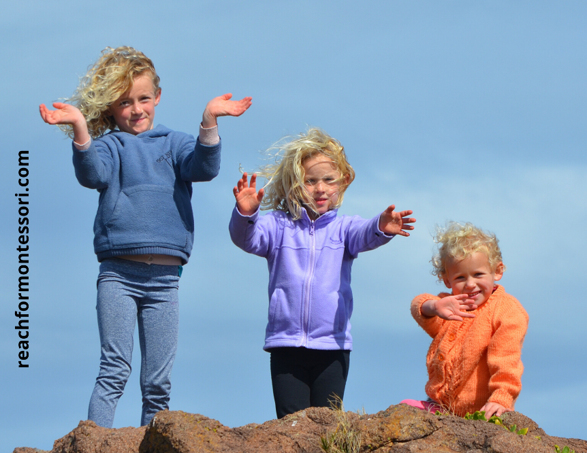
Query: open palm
233 172 264 216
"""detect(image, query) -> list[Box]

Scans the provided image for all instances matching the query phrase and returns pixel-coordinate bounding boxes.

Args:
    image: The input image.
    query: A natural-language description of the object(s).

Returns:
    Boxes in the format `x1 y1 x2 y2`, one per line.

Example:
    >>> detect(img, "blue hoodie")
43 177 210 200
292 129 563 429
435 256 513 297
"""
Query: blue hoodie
72 125 221 263
229 207 393 351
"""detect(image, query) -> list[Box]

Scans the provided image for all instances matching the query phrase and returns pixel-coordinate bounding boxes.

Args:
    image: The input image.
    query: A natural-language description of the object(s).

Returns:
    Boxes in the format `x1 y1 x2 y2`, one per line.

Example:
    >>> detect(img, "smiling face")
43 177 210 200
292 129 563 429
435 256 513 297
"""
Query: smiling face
302 153 349 219
442 251 503 306
108 73 161 135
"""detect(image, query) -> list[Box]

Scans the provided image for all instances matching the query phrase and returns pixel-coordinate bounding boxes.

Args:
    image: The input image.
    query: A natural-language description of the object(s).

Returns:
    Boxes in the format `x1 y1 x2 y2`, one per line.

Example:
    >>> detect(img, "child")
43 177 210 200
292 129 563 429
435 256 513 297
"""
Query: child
39 46 252 428
229 127 416 418
401 222 528 418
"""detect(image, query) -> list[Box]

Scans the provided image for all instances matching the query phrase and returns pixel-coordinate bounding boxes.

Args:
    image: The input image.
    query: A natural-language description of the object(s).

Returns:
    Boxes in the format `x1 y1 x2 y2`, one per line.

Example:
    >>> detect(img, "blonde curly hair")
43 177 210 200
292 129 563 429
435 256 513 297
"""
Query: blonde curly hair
257 127 355 220
431 221 505 280
60 46 160 139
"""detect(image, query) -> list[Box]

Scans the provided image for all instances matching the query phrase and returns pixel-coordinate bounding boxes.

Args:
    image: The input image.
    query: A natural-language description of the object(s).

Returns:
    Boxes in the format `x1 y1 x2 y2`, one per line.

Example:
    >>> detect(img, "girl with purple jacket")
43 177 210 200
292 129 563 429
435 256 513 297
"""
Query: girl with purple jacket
229 127 415 418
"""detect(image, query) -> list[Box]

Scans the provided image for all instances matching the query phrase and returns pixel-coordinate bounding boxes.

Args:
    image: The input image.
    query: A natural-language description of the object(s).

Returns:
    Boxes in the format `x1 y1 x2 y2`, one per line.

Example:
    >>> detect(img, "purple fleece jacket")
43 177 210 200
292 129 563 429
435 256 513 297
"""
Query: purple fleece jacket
229 207 393 351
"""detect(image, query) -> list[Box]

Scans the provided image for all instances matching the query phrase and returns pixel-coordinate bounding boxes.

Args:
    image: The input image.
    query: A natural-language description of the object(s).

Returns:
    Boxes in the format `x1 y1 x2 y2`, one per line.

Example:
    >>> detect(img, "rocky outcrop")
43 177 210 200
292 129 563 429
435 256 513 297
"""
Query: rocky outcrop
13 405 587 453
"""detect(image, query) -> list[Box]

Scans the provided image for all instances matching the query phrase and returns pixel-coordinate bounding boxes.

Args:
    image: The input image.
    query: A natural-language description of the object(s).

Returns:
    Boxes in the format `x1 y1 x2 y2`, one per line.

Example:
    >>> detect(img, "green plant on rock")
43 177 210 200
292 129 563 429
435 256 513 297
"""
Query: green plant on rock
554 446 575 453
320 396 362 453
506 424 528 435
463 411 528 435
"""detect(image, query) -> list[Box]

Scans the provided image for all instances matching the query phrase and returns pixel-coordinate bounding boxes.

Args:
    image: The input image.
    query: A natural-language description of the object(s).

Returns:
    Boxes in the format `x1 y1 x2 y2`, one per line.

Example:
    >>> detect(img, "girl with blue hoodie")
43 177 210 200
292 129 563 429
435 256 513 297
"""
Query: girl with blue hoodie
229 127 416 418
40 46 251 428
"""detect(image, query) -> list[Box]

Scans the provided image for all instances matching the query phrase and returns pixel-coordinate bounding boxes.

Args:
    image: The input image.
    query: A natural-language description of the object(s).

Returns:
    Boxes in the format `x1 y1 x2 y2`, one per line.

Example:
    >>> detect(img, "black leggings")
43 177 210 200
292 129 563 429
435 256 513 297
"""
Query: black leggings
269 347 350 419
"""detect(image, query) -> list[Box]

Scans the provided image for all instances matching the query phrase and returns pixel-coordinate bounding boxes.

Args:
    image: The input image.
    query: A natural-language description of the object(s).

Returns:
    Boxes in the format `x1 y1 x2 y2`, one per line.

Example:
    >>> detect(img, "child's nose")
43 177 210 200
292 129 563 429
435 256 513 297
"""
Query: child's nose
464 278 475 289
132 102 143 114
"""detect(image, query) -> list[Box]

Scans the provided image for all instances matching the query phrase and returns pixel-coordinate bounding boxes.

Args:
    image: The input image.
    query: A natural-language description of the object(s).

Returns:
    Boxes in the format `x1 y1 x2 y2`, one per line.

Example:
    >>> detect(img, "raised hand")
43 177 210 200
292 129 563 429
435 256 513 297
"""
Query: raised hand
202 94 253 128
39 102 85 126
233 172 264 216
378 205 416 236
39 102 90 144
422 294 477 321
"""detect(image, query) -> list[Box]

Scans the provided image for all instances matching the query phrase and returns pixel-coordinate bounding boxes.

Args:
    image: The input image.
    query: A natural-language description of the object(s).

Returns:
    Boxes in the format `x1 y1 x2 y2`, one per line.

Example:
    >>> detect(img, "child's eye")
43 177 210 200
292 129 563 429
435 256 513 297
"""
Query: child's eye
305 179 316 185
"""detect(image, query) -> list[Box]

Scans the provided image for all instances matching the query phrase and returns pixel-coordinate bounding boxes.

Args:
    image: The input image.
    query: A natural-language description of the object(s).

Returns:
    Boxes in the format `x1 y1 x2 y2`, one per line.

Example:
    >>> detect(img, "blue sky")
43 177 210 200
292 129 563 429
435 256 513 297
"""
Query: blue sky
1 1 585 450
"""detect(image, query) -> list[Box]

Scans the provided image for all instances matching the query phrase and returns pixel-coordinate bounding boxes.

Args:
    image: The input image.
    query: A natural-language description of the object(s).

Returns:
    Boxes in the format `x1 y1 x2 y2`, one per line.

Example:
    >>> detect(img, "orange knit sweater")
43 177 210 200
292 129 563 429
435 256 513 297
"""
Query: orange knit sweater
411 285 528 416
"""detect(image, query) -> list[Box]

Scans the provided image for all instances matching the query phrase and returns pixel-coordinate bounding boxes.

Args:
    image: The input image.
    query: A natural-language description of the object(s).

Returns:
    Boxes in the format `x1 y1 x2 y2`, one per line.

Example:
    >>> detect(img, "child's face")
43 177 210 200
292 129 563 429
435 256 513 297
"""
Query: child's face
302 154 348 219
442 252 503 306
108 73 161 135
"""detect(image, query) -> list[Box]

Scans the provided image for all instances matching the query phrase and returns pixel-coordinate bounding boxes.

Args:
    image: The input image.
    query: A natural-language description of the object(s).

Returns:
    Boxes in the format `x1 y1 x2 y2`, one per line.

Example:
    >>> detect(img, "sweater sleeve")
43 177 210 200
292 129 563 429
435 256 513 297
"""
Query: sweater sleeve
177 134 222 182
72 141 114 189
345 213 394 258
411 293 447 339
229 206 276 258
486 295 529 409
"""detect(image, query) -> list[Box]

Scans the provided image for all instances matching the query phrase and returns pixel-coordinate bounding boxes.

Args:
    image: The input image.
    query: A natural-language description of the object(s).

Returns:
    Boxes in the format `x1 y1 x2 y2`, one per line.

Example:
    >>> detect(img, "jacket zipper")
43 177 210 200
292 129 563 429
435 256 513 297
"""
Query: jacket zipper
302 219 316 347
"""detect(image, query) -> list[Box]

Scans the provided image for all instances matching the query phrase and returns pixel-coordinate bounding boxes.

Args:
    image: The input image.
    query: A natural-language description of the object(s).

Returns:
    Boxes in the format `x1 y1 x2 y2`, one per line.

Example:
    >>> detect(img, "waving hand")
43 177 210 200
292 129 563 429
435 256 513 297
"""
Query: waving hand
39 102 90 144
202 94 253 128
233 172 264 216
379 205 416 236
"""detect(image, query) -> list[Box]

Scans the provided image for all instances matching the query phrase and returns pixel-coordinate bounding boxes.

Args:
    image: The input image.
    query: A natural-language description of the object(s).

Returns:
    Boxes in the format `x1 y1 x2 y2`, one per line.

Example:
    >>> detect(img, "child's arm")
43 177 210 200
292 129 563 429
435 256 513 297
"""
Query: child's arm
233 172 265 216
483 296 529 418
229 173 276 258
410 293 475 338
39 103 91 145
411 294 444 338
202 94 252 128
341 205 415 257
179 94 250 183
378 205 416 237
178 93 251 182
40 102 113 188
421 294 477 321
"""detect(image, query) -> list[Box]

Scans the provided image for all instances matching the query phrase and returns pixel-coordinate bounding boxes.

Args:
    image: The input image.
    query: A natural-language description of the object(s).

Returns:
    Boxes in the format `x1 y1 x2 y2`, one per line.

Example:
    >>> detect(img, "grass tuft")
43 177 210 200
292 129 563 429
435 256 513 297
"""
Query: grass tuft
320 396 362 453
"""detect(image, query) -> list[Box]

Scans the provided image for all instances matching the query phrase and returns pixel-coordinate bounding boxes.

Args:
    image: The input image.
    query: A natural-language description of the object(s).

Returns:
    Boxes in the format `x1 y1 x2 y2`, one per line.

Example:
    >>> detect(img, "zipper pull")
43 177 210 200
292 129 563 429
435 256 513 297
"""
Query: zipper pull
310 221 315 235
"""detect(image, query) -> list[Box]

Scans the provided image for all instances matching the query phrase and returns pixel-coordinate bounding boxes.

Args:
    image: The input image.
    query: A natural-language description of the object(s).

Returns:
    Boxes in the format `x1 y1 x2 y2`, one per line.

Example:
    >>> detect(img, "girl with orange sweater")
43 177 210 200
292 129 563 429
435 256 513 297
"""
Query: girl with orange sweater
401 222 528 418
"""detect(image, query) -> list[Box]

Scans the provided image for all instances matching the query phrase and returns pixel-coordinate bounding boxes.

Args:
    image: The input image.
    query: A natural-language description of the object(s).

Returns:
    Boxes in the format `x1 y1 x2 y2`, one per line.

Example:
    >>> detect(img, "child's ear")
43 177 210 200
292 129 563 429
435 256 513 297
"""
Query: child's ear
442 274 451 289
494 262 504 282
154 88 161 106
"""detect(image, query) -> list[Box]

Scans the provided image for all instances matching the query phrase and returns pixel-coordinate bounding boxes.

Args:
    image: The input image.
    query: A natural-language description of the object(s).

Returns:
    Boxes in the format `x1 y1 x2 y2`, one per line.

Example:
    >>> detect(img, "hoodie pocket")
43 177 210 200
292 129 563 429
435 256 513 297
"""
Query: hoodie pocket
267 288 300 336
106 184 189 248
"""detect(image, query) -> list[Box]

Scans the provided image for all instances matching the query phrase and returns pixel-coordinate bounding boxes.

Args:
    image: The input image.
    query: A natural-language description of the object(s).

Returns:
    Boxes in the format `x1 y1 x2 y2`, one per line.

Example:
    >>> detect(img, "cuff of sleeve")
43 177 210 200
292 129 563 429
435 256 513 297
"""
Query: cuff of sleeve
234 204 260 219
376 221 396 238
488 390 516 410
199 124 220 146
370 212 395 239
411 294 438 320
73 138 91 150
376 211 404 238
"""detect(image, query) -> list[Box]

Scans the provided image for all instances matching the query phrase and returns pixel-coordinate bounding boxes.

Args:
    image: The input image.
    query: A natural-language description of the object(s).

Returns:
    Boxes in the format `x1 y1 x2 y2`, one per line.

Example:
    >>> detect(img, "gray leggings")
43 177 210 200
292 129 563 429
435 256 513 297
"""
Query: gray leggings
88 258 180 427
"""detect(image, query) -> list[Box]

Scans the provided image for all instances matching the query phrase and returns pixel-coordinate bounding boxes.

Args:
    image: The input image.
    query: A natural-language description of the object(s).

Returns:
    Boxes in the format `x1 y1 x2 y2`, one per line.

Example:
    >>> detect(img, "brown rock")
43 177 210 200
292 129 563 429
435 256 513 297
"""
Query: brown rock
50 420 146 453
141 408 337 452
549 436 587 453
13 449 50 453
13 405 587 453
361 404 441 449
